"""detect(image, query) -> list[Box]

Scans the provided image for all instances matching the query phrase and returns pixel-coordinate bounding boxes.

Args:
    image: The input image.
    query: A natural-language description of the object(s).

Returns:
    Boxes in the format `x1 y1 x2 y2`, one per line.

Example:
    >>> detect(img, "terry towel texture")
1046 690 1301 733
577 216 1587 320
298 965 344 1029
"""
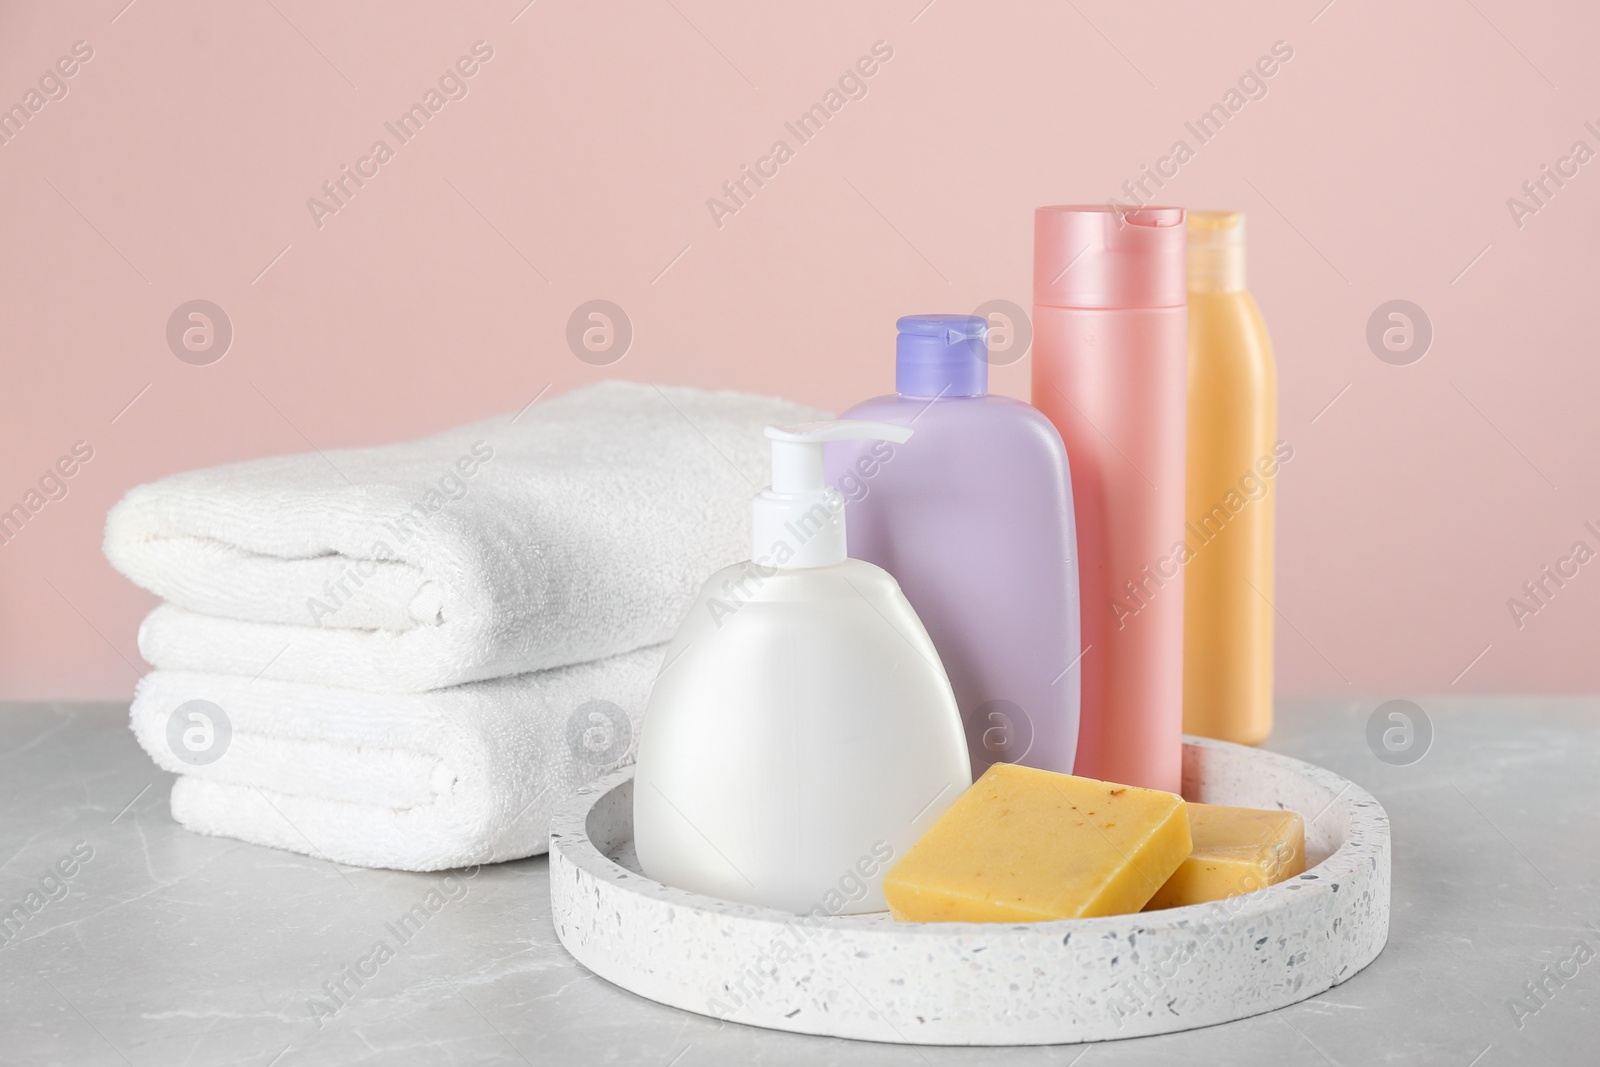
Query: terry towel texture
106 380 827 692
108 380 829 870
129 648 662 871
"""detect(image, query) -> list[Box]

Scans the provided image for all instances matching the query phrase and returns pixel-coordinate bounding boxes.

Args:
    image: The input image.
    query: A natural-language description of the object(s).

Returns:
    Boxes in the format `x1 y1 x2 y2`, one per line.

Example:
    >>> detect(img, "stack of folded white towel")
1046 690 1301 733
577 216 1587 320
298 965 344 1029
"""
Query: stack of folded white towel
105 381 826 871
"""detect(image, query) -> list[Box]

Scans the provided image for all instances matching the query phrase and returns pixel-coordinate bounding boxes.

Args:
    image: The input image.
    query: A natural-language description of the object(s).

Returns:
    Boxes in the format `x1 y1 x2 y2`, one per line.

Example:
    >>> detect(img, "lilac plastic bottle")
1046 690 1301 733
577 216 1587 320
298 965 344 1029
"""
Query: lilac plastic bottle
827 315 1080 777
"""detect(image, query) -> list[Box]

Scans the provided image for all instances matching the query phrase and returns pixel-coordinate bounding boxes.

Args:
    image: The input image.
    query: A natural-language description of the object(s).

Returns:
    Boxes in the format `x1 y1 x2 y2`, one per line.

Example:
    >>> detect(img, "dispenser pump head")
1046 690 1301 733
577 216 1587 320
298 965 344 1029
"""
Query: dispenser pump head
753 420 913 569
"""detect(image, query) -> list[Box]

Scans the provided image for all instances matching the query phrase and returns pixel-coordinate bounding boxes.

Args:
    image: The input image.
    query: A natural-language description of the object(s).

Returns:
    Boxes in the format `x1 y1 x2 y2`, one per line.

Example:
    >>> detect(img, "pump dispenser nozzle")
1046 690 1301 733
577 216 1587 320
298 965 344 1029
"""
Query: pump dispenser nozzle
753 420 912 569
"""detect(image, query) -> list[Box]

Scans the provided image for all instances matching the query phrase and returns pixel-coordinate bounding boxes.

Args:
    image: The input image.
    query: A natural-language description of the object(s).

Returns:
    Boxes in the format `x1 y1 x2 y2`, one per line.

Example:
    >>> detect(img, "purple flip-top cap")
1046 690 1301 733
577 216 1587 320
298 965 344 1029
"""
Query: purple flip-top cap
895 314 989 399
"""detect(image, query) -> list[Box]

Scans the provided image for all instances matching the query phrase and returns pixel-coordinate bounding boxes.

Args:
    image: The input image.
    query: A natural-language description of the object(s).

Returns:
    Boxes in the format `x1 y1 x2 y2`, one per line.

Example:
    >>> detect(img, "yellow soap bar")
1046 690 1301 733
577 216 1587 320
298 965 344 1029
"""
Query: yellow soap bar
1144 803 1306 910
882 763 1192 922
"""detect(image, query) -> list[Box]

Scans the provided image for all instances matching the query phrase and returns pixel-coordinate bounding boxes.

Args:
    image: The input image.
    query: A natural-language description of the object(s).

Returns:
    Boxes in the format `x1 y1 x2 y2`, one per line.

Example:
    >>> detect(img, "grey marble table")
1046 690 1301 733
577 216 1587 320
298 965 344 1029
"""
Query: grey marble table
1 697 1595 1066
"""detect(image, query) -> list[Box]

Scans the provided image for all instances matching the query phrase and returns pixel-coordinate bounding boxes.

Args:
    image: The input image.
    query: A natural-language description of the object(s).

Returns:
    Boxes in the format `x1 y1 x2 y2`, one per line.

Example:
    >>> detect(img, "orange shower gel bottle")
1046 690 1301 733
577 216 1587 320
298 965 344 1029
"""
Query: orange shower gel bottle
1031 205 1187 793
1183 210 1278 745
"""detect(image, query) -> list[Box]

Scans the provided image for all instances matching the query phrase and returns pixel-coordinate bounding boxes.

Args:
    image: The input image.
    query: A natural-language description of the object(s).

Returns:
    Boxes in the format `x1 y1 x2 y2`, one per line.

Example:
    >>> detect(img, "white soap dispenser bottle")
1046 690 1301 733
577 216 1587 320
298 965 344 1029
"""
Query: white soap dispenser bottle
633 421 972 915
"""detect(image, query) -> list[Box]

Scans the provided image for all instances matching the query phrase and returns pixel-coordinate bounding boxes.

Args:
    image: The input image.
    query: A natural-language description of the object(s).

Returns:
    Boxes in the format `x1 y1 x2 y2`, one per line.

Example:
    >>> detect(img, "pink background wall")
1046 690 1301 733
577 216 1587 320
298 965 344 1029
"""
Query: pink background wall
2 0 1597 701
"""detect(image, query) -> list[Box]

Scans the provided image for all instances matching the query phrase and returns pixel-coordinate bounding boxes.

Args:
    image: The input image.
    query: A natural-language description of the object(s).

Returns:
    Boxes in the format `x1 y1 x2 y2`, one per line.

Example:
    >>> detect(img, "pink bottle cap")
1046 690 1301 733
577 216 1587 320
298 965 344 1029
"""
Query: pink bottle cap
1033 205 1187 310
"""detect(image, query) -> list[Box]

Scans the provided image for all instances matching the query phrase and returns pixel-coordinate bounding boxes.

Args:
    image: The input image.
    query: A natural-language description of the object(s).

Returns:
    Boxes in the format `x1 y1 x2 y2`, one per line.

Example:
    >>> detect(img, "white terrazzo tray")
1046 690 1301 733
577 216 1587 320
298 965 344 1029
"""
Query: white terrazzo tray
549 736 1391 1045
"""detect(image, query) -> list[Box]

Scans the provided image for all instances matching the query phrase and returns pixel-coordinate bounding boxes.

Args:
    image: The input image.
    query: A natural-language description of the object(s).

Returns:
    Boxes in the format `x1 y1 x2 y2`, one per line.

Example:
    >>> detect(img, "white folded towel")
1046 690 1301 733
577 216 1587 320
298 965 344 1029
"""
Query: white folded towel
106 381 826 692
129 648 662 871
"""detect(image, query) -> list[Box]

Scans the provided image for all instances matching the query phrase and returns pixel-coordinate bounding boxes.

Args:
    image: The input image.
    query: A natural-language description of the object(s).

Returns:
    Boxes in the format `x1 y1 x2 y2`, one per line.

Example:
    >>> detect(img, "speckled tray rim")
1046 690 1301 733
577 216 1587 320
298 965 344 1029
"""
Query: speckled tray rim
549 736 1391 1045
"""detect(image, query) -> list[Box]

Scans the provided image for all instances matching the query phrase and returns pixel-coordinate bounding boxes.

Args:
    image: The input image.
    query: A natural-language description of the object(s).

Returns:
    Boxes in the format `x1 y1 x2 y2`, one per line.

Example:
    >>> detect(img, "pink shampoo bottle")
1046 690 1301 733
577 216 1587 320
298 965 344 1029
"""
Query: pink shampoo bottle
827 315 1080 777
1031 205 1187 793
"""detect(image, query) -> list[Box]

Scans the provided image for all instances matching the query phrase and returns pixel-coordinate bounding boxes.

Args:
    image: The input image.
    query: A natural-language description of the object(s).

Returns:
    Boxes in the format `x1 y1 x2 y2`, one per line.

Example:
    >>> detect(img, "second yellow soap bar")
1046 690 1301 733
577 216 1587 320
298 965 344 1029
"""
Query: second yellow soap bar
882 763 1192 922
1144 803 1306 910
